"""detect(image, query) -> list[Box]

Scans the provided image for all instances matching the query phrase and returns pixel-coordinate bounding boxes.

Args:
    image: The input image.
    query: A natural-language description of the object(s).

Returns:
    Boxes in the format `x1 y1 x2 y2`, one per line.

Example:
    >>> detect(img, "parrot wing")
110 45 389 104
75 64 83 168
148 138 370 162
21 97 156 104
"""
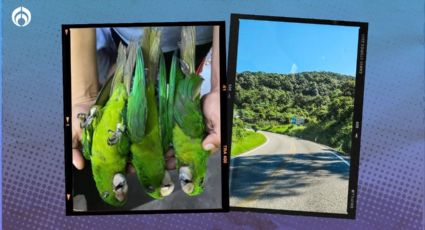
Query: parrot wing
158 53 169 150
173 71 205 138
94 76 112 107
81 127 92 160
126 47 147 143
165 51 178 146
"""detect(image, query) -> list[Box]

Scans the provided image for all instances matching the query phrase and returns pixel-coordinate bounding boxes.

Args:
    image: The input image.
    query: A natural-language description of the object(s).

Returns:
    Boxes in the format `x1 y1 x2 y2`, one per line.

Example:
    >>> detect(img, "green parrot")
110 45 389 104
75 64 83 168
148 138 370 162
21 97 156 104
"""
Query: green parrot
171 26 210 196
79 42 133 207
127 28 174 199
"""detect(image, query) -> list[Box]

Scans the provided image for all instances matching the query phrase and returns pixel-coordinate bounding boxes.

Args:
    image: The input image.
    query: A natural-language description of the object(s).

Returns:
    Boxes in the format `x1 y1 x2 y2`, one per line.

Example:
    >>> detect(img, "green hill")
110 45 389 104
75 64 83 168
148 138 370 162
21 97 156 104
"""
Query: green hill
233 71 355 154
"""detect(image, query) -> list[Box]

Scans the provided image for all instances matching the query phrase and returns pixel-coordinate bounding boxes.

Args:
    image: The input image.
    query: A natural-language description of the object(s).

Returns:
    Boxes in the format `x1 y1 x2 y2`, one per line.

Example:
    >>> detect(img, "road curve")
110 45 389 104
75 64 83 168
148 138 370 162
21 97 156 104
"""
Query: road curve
230 131 350 214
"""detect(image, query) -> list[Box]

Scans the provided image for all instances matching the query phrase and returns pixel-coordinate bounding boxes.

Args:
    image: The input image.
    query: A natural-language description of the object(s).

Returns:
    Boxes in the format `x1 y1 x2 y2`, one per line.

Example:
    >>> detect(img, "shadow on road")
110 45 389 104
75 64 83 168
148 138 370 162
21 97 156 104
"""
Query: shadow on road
230 152 349 200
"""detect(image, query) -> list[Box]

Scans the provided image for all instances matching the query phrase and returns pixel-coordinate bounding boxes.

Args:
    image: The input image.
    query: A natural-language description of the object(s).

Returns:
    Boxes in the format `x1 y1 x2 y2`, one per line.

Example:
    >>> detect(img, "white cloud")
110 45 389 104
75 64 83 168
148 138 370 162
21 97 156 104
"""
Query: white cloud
290 63 298 74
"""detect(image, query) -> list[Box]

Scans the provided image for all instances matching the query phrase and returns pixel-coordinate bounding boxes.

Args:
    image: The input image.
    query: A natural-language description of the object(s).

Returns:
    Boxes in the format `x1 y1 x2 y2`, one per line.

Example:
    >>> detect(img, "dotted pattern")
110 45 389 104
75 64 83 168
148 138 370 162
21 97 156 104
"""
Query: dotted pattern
2 0 424 229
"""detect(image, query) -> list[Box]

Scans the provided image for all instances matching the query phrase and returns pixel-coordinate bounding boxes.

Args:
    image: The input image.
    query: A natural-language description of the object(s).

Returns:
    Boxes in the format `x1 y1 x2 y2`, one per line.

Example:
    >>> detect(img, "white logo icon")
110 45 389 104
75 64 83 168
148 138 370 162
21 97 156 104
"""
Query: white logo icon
11 6 31 27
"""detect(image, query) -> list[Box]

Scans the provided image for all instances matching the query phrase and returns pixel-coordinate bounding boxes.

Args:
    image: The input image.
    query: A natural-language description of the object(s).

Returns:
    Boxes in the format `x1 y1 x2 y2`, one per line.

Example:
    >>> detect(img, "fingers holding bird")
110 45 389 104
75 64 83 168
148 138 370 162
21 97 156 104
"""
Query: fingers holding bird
201 91 221 153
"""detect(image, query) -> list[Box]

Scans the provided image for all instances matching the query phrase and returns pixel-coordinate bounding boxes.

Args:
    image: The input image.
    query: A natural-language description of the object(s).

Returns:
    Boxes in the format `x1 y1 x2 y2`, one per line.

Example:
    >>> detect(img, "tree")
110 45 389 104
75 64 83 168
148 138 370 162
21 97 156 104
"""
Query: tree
235 71 355 154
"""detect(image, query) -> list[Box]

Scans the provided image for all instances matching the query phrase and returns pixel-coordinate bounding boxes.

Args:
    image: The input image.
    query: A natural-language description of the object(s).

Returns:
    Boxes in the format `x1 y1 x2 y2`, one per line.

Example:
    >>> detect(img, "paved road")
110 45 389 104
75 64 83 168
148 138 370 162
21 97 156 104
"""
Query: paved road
230 131 350 214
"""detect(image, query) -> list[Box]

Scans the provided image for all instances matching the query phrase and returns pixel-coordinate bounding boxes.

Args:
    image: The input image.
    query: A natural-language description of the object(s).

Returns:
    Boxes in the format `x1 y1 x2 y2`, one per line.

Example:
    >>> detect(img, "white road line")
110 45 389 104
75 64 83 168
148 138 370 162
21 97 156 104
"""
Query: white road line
306 142 350 167
328 150 350 166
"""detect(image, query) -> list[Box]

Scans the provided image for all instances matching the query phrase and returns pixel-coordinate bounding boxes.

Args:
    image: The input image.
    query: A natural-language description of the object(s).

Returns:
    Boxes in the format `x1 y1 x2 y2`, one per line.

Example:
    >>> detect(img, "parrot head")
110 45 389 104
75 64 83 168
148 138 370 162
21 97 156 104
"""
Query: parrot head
179 165 206 196
138 170 175 199
92 165 129 206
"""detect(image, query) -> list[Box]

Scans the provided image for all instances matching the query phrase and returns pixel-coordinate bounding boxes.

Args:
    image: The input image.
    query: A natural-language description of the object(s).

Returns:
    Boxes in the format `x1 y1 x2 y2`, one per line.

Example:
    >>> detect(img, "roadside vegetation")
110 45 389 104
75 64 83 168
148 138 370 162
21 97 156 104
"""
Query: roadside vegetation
232 71 355 154
231 118 267 156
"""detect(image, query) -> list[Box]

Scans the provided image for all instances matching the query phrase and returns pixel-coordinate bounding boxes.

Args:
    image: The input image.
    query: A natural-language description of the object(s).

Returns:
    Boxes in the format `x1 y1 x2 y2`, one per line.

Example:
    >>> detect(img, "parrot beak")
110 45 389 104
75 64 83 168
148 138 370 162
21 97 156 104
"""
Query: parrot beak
179 166 194 194
112 173 128 202
160 171 175 197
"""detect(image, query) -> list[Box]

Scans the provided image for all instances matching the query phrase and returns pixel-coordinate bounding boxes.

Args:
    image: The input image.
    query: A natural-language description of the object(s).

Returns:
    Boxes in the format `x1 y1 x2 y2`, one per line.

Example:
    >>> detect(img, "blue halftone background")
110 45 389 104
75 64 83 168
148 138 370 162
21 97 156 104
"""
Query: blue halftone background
1 0 424 229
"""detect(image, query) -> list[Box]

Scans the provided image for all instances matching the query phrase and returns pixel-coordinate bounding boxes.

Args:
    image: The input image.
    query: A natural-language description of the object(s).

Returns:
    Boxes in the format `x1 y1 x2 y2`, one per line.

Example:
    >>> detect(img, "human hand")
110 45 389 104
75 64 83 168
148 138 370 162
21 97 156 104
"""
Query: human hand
201 90 221 153
71 98 96 170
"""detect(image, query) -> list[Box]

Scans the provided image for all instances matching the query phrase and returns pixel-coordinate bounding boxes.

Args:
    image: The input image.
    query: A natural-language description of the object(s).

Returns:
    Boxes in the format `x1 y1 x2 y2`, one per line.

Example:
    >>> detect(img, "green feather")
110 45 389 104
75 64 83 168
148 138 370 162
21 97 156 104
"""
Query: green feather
81 128 92 160
173 125 208 196
127 48 147 143
166 51 178 145
173 73 205 138
158 53 168 150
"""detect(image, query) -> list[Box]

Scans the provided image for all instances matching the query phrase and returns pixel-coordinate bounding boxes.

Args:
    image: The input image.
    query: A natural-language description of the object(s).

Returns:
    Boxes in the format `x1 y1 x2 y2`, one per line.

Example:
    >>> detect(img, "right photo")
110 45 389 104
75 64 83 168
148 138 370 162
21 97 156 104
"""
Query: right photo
228 14 367 217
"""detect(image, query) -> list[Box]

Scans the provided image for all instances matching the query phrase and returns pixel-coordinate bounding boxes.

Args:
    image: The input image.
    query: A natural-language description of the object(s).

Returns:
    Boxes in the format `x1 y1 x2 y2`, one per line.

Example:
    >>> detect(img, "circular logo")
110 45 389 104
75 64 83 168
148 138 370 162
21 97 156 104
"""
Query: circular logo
11 6 31 27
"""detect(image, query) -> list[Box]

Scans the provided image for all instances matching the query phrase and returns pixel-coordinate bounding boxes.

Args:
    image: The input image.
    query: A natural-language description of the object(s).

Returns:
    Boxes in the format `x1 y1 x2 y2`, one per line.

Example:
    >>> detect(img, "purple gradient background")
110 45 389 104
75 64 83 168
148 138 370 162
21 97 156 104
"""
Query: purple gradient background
2 0 424 229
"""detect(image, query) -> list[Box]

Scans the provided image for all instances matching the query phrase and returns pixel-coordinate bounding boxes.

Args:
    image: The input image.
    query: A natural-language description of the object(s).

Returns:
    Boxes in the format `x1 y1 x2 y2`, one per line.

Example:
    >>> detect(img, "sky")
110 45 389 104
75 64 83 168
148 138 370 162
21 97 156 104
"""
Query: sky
237 19 360 76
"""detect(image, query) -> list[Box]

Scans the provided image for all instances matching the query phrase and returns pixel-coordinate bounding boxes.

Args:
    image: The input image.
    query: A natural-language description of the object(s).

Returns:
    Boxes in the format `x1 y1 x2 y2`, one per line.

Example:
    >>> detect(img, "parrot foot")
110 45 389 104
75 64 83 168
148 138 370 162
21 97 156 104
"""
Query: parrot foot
77 113 88 128
78 107 98 128
107 123 126 145
112 173 128 202
179 166 194 194
160 171 175 197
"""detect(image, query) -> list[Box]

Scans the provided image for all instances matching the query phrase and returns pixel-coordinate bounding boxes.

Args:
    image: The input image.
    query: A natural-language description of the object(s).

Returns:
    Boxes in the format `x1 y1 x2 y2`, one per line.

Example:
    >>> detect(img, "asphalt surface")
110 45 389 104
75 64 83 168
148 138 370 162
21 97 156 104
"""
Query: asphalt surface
230 131 350 214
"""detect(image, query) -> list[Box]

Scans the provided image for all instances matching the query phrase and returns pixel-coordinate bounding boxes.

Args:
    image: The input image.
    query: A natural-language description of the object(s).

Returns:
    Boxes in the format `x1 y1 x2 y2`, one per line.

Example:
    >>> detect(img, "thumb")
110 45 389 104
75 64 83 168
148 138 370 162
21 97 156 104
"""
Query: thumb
202 133 220 153
72 149 85 170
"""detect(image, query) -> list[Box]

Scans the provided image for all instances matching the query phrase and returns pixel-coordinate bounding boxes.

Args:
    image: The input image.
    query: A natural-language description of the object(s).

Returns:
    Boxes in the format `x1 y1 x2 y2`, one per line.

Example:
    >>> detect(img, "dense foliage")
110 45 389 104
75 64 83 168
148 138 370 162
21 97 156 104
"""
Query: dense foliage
233 71 355 154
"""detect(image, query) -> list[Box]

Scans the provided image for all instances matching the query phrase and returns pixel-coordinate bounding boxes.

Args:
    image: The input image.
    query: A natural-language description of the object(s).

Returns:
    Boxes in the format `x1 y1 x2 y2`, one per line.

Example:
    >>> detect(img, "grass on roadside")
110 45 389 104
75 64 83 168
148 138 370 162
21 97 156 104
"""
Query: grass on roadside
231 131 267 156
266 124 306 134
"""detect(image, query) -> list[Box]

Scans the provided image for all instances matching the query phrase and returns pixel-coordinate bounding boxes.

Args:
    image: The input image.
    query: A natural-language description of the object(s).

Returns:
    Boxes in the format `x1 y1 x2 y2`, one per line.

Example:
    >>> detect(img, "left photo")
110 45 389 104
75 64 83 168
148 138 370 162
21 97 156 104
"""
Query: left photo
62 23 227 214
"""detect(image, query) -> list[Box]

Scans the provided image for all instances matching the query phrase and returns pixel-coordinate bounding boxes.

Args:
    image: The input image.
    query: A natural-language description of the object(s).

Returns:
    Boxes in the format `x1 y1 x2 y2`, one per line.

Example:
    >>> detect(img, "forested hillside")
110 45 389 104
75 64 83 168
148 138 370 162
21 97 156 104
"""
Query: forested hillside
233 71 356 154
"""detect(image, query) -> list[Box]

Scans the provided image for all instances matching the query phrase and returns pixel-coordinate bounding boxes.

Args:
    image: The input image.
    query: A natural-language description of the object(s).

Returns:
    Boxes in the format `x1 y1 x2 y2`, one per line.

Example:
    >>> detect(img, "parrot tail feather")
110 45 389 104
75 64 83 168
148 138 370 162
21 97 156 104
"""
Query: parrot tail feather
180 26 196 75
124 41 138 95
111 42 127 96
141 27 162 83
166 51 178 142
